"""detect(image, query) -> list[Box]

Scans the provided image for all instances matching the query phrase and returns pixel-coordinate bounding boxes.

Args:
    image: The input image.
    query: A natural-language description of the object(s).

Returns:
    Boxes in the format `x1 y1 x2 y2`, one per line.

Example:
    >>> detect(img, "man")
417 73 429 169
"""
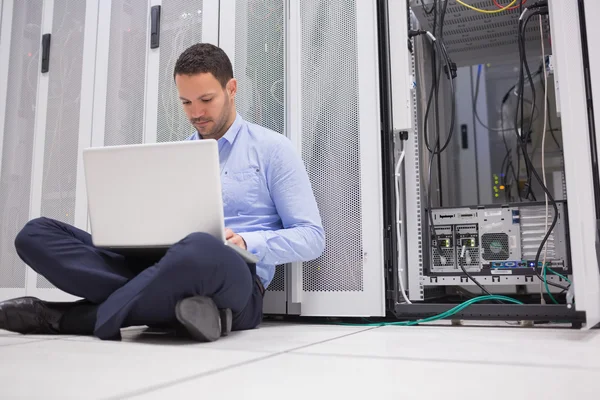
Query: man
0 43 325 342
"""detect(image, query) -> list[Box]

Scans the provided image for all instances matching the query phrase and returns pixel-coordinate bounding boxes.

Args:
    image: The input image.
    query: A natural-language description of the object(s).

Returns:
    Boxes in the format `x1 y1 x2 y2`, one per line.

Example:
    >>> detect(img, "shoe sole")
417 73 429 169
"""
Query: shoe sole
175 297 223 342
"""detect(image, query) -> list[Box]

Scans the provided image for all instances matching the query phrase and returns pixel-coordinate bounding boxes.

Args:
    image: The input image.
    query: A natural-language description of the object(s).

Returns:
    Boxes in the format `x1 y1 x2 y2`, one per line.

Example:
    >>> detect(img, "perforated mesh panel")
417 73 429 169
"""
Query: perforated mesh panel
234 1 286 292
300 1 363 292
0 1 43 288
156 0 204 143
267 264 285 292
462 247 480 267
432 227 454 268
36 0 87 289
104 0 147 146
481 233 509 261
432 246 455 268
456 225 479 267
234 0 284 134
412 0 550 66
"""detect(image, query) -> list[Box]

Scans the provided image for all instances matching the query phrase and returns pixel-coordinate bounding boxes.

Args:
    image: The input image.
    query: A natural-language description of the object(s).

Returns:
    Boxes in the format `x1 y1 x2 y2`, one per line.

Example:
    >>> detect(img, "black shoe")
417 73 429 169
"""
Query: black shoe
175 296 232 342
0 297 63 334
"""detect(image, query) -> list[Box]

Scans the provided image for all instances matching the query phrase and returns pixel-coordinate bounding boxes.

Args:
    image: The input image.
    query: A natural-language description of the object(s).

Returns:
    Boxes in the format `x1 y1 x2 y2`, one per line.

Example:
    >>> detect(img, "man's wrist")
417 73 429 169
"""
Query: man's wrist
239 231 265 260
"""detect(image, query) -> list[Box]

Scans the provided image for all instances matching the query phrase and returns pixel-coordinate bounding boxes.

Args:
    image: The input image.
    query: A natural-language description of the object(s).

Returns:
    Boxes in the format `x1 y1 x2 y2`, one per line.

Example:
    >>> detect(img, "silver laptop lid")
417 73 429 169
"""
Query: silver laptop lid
83 140 225 248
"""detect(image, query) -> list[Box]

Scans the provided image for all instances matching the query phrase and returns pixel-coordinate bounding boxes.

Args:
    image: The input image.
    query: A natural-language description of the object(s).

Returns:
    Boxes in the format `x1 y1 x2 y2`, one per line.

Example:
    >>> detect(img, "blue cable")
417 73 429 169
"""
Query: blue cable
339 295 524 327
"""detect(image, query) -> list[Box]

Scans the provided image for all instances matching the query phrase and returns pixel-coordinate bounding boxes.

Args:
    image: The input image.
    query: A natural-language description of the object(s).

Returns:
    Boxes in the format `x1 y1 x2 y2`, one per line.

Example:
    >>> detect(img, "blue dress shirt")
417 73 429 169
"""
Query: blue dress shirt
187 113 325 288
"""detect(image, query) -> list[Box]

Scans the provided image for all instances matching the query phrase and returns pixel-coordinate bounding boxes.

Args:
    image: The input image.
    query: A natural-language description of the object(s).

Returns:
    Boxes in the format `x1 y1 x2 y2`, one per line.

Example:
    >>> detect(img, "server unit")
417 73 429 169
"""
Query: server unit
429 202 571 277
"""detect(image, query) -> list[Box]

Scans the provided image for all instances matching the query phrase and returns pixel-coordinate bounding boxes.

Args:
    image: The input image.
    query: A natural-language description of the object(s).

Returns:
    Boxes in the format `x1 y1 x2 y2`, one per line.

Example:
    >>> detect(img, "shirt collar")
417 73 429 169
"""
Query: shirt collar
193 113 243 144
220 113 243 145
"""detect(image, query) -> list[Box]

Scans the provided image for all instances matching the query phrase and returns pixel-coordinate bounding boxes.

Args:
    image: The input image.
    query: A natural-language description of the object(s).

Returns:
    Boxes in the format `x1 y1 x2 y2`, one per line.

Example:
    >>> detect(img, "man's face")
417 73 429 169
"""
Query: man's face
175 72 237 140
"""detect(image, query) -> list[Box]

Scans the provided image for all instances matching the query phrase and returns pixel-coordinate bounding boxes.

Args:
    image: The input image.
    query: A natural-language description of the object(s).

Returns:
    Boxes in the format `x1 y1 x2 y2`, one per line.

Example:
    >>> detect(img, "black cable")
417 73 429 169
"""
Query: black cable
516 9 569 291
422 69 441 153
513 30 537 200
422 1 439 155
496 86 541 203
504 158 516 202
500 151 512 201
421 2 456 156
516 140 524 200
439 0 448 40
515 2 535 201
539 57 563 151
501 159 510 201
427 44 455 154
500 91 518 200
436 0 450 206
496 70 541 182
459 253 496 298
547 103 562 150
520 17 539 200
433 2 443 206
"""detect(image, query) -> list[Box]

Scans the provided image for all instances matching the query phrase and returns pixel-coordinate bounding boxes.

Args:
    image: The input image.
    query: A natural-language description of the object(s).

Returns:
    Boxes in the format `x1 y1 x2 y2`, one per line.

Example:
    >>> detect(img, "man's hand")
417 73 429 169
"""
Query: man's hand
225 228 247 250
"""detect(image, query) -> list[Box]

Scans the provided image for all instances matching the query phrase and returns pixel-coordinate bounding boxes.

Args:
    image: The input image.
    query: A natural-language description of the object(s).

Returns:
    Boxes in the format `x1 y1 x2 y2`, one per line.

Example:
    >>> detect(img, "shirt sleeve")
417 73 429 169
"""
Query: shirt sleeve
240 137 325 265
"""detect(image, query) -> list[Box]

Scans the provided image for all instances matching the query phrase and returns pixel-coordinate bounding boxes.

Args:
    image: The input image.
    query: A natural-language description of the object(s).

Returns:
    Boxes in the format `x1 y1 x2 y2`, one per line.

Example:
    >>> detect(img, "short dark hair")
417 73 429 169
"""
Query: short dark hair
173 43 233 87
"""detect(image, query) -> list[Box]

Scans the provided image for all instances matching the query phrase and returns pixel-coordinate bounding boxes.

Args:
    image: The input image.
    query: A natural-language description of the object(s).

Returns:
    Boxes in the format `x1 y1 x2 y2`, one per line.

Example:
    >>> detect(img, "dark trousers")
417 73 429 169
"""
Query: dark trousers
14 217 263 340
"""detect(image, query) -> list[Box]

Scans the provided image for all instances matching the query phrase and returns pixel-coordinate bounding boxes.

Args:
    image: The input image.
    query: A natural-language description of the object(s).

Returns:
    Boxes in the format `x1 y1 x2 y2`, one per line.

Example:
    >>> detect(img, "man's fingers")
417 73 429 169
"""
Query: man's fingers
224 229 246 250
227 235 246 250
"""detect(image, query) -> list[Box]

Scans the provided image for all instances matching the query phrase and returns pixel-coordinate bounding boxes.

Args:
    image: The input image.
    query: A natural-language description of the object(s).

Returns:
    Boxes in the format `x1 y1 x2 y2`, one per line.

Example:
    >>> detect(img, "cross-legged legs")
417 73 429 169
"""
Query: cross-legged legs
5 217 262 340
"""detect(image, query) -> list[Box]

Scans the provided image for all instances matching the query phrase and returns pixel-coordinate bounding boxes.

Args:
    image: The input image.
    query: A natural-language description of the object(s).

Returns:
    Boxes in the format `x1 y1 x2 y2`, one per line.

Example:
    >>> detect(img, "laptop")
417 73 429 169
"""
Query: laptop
82 140 259 264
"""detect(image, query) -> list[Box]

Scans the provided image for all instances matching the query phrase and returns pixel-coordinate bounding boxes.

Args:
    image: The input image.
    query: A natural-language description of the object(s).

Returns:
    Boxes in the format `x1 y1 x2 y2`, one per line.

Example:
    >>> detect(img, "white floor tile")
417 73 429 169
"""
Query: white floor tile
292 325 600 370
135 351 597 400
0 337 266 399
2 324 598 399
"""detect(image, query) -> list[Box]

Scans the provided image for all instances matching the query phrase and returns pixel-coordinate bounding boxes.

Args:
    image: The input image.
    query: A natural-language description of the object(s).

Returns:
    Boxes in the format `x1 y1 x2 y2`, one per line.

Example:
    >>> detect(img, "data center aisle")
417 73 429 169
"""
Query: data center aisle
1 321 598 399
